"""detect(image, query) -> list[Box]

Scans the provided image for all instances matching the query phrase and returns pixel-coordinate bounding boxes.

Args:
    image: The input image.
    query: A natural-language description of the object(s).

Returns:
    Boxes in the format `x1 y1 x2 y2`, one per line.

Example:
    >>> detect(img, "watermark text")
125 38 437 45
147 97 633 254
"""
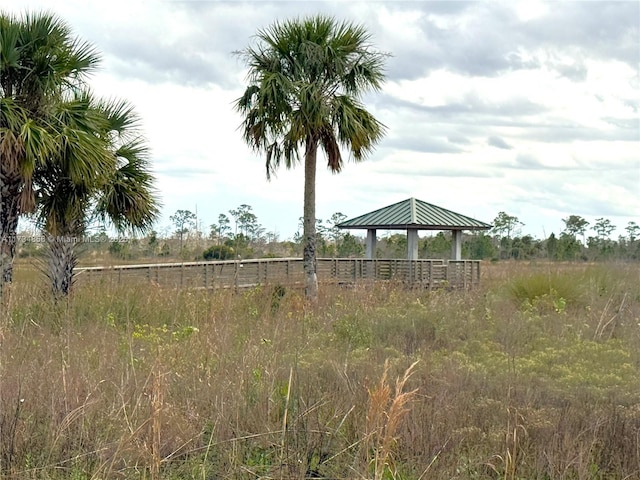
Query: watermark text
0 235 132 245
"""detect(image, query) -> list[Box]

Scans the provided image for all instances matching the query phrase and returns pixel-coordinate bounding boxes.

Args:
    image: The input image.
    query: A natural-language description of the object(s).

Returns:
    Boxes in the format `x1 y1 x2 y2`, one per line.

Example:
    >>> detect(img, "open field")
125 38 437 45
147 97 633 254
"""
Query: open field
1 261 639 479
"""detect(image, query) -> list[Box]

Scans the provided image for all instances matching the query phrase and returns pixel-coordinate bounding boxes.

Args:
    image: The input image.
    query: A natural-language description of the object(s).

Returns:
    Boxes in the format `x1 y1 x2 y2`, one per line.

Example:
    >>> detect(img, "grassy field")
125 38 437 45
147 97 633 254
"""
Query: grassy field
1 261 639 479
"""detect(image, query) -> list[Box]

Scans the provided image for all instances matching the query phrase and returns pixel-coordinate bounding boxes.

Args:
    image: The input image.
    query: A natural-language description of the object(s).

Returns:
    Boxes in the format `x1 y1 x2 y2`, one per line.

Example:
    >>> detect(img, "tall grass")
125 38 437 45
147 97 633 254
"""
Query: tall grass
0 262 639 478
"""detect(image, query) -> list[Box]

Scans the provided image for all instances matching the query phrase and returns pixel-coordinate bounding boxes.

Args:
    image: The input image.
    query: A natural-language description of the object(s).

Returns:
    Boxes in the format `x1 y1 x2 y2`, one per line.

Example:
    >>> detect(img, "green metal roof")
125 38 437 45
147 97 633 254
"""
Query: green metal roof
337 197 492 231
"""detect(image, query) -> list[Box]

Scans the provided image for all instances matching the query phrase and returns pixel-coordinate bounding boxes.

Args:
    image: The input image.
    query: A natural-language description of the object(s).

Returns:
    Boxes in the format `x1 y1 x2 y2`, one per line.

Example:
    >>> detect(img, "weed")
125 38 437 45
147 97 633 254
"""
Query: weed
0 262 638 478
508 271 583 310
364 360 419 480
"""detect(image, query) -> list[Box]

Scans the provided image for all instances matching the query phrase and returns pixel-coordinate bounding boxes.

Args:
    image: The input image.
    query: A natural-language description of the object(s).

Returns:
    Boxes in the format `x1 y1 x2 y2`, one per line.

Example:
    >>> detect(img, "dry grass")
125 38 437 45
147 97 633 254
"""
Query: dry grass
0 261 639 479
364 360 419 480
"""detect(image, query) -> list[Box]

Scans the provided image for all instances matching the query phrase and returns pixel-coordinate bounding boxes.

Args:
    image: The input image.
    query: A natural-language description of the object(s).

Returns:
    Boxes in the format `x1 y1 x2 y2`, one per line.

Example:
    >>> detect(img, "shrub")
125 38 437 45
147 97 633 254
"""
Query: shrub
508 271 582 309
203 244 235 260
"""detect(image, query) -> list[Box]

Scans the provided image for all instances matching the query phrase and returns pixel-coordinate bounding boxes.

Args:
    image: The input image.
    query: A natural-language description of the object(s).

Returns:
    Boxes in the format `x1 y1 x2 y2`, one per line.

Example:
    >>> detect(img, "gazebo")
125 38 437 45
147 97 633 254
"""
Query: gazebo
337 197 492 260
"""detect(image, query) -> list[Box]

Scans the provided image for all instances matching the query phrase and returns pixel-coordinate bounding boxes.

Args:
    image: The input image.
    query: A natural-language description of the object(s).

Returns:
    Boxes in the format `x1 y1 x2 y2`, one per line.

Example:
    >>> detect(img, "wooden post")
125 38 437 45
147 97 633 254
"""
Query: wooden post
74 257 483 292
286 259 290 285
463 261 468 289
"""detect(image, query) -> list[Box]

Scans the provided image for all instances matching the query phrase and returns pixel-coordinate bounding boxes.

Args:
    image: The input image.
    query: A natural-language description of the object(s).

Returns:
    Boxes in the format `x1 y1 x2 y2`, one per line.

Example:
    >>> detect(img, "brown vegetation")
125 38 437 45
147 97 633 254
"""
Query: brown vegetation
0 261 639 478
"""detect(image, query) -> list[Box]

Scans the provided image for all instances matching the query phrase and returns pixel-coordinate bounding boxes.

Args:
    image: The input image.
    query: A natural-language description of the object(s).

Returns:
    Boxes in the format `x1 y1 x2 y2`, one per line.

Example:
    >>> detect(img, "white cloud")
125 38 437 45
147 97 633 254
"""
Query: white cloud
2 0 638 240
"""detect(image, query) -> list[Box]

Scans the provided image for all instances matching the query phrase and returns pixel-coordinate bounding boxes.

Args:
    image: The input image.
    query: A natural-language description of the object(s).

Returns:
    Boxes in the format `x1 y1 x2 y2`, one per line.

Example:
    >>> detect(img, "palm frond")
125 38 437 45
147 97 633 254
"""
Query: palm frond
96 96 141 138
0 10 115 289
20 117 55 177
331 94 386 162
50 94 115 186
20 11 101 91
33 89 159 240
95 153 160 234
235 14 387 177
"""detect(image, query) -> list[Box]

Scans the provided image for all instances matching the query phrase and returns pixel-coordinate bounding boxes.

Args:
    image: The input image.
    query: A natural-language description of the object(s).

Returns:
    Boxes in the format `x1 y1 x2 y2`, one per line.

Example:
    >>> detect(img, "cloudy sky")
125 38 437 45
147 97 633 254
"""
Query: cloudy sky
4 0 639 240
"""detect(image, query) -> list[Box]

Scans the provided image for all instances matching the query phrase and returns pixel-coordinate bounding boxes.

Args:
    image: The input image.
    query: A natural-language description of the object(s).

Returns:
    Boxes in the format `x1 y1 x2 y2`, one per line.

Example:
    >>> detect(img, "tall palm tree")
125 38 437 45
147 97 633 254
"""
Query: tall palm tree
235 15 387 300
36 93 159 297
0 11 99 286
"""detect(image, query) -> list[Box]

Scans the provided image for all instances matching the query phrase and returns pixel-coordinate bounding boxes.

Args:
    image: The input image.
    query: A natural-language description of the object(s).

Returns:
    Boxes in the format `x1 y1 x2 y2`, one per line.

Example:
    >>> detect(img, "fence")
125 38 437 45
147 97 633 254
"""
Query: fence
75 258 481 290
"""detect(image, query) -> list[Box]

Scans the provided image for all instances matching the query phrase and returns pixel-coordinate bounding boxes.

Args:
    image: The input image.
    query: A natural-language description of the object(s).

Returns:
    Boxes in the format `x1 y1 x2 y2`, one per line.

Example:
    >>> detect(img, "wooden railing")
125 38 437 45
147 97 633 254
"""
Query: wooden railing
75 258 481 290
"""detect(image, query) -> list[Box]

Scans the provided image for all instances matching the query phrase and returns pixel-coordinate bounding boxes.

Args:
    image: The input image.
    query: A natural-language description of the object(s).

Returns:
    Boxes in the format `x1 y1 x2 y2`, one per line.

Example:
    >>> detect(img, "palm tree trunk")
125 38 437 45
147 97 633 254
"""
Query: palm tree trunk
303 138 318 301
46 229 79 298
0 177 22 287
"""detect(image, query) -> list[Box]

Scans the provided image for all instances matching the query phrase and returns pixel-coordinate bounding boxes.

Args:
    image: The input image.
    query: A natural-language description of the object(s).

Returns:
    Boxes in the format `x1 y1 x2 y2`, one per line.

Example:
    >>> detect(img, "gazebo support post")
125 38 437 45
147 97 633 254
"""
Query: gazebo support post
366 229 377 260
407 228 419 260
451 229 463 261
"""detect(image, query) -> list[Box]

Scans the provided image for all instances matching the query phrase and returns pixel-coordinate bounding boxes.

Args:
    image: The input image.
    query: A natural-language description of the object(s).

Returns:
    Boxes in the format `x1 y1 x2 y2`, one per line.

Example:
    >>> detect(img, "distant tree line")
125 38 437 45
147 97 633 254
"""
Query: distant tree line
18 207 637 264
14 205 365 262
469 212 640 262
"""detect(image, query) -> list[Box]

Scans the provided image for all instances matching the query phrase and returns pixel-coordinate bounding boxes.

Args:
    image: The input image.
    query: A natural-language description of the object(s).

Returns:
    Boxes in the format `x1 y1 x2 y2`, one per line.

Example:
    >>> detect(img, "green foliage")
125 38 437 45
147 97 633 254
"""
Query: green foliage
557 232 583 260
378 234 407 259
132 323 199 347
625 221 639 242
563 215 590 239
235 15 387 177
491 211 523 239
593 218 615 240
210 213 232 242
0 13 102 284
0 13 158 292
516 339 638 399
170 209 196 251
225 233 253 258
270 284 286 313
202 244 234 260
508 272 582 308
235 14 387 298
337 232 364 257
108 240 132 260
229 204 260 241
465 232 496 259
421 232 451 258
159 242 170 256
332 312 372 349
148 230 158 246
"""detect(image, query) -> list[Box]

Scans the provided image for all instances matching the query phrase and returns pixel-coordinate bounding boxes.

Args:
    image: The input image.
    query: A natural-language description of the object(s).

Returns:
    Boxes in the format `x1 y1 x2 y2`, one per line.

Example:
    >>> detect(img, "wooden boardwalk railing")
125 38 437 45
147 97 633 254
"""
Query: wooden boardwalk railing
75 258 481 290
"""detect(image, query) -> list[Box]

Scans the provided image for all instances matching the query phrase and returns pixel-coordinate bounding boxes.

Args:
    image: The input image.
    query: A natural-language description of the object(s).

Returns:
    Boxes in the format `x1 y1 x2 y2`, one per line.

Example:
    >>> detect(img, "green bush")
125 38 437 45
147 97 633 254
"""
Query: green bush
508 271 582 309
203 244 235 260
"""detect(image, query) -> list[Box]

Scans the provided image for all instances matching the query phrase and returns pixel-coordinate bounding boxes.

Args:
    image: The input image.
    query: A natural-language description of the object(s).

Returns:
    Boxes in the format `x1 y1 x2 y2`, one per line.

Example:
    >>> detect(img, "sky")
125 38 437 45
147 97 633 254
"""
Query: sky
4 0 639 241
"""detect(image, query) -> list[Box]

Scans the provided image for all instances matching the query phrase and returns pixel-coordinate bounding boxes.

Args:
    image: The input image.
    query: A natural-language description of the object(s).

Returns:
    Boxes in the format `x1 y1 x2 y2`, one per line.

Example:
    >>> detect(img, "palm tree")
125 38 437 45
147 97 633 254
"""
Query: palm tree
0 11 99 286
36 93 159 297
235 15 387 300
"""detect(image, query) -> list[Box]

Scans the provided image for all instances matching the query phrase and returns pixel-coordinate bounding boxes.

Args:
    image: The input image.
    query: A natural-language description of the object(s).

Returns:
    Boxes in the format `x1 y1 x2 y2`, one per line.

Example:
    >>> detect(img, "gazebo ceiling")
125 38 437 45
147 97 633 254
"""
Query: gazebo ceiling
337 197 492 231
